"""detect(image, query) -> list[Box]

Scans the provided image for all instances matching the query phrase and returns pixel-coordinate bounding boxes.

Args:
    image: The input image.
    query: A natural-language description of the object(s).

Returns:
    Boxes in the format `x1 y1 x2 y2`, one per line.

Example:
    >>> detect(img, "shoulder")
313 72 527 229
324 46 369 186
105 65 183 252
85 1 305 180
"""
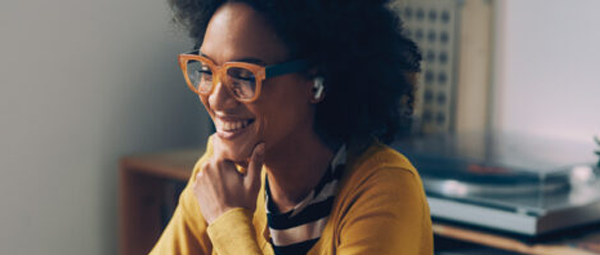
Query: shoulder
344 141 423 193
335 141 429 215
329 142 433 254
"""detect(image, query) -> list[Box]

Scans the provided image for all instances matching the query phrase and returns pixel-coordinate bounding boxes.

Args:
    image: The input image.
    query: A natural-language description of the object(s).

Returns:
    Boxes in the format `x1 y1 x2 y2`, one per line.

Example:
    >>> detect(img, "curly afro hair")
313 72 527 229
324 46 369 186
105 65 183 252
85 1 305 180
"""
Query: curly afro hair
169 0 421 148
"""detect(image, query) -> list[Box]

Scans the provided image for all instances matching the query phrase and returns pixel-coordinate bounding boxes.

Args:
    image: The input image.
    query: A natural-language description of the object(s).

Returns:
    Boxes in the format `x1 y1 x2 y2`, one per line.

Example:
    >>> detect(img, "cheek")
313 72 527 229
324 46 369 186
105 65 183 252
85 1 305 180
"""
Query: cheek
199 95 214 117
256 83 313 140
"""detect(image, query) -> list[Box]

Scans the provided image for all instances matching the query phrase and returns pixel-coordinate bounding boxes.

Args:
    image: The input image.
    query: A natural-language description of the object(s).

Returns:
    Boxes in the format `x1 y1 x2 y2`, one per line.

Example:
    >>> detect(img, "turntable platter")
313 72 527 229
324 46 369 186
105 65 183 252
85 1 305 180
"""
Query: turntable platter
420 163 571 197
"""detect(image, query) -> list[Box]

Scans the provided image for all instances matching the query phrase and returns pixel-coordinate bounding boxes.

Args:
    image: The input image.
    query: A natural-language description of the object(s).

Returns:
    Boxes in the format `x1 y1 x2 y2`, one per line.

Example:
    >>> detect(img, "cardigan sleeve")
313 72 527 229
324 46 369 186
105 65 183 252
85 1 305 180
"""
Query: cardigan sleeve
336 167 433 255
150 138 267 255
206 208 265 255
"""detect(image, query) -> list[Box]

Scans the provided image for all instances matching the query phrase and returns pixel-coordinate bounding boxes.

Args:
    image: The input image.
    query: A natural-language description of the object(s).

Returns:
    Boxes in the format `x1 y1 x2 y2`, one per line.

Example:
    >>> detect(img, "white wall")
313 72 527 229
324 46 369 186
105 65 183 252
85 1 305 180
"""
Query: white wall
0 0 210 254
493 0 600 143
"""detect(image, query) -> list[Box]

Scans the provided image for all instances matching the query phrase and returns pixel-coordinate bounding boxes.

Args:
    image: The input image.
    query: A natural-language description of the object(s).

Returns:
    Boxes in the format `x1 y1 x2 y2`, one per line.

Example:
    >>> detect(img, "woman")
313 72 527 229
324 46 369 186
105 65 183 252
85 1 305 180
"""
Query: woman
151 0 432 254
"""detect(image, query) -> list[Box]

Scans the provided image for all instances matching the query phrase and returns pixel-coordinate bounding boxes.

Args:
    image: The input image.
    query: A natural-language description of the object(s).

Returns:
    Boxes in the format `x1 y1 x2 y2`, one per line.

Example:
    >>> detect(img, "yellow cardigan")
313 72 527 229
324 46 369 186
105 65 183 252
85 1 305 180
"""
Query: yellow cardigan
150 140 433 255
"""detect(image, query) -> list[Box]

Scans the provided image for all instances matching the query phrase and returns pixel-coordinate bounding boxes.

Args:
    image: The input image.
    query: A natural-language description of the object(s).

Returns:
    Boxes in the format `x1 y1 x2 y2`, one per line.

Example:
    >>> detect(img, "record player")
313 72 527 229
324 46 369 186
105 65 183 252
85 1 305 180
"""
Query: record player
392 131 600 237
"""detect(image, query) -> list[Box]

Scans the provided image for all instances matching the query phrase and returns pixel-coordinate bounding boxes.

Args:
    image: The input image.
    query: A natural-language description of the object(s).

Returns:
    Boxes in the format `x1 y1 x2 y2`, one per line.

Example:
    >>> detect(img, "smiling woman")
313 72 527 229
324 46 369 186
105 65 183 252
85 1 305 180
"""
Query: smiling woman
150 1 432 254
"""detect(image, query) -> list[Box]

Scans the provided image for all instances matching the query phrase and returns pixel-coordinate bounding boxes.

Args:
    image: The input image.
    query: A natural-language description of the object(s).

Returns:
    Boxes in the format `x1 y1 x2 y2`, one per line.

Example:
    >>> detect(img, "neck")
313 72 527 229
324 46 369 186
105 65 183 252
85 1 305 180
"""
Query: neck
264 131 335 213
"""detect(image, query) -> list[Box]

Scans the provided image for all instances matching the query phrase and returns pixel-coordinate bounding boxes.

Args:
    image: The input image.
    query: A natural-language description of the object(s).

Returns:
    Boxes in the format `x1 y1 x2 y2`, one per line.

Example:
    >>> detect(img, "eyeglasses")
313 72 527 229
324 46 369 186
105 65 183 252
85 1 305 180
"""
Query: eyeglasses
178 50 310 103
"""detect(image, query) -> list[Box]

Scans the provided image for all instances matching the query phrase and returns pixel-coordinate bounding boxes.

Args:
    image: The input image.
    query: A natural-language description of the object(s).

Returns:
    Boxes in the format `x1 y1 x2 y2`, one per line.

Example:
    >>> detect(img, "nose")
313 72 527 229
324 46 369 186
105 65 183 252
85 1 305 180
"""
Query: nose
208 81 239 111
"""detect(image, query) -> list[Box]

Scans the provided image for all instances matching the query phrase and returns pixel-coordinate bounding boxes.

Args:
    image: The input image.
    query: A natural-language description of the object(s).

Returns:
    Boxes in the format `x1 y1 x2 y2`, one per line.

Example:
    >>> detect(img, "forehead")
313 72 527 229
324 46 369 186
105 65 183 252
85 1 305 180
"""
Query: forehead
200 2 289 65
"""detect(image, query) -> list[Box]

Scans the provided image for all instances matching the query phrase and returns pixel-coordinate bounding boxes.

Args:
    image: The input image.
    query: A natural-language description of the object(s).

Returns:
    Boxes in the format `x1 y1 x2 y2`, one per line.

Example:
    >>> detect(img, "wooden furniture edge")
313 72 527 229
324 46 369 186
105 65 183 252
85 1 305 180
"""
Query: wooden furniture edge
433 223 598 255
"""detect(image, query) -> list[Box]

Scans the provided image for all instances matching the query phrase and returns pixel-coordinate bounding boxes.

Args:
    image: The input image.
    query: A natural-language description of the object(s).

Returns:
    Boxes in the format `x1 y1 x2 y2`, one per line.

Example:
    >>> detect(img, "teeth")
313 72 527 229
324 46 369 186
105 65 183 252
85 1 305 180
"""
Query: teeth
216 119 252 132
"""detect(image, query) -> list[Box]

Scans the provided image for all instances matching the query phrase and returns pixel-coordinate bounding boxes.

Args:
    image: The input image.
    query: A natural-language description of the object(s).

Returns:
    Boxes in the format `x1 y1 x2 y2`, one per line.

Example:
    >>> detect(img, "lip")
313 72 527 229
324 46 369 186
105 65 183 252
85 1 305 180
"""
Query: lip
215 118 256 140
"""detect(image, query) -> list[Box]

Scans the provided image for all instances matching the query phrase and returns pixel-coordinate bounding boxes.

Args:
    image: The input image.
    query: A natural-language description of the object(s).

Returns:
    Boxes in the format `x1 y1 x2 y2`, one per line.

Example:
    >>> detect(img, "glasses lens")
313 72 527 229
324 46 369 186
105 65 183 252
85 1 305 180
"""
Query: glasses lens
226 67 256 100
186 60 213 94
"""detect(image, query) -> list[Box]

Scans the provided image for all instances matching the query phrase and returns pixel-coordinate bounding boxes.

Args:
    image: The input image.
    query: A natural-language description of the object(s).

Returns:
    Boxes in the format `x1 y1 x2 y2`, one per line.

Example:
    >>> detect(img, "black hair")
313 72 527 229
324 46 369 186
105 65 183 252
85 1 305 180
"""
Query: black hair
169 0 421 147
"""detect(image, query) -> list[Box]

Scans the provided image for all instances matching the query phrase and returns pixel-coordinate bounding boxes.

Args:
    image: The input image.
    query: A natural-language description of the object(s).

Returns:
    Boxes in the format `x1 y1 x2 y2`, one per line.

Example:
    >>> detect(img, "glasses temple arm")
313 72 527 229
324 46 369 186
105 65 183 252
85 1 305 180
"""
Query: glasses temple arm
265 60 311 78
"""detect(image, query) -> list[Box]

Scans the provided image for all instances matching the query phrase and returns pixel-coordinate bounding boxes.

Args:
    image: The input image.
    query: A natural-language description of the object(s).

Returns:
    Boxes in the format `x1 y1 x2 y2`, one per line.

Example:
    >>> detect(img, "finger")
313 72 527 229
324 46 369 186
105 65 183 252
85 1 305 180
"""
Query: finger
244 143 265 188
195 163 208 183
216 157 238 177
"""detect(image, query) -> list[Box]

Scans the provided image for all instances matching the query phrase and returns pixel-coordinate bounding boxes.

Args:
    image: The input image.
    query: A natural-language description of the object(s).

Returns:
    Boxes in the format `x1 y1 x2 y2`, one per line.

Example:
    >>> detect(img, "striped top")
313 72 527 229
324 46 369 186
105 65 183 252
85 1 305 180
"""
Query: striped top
265 145 347 255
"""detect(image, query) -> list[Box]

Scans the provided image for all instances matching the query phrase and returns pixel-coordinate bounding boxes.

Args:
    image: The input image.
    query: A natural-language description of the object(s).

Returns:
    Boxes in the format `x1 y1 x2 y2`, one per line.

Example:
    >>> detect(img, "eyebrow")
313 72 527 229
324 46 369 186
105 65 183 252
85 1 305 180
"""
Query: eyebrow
199 51 267 66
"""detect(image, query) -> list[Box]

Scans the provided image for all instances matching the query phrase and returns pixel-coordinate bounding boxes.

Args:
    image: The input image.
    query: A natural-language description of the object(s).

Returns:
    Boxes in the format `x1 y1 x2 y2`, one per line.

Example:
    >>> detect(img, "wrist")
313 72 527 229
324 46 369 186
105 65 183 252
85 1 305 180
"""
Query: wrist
206 208 261 254
206 206 242 225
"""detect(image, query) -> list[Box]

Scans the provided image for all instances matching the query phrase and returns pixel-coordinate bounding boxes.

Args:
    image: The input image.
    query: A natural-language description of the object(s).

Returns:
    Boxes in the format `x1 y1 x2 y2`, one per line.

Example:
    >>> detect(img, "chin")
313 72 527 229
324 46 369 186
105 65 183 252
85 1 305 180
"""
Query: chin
215 118 264 163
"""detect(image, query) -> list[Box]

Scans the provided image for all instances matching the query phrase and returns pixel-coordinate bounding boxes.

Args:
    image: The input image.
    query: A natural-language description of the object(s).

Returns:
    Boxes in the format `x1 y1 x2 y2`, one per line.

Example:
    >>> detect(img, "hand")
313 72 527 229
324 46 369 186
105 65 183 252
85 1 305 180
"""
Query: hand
193 136 266 224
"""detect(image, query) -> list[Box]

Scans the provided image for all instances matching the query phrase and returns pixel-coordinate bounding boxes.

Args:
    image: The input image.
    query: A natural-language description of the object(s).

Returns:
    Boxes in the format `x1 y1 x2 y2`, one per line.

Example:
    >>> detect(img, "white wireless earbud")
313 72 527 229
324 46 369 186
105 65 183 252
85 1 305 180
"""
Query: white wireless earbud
313 77 325 100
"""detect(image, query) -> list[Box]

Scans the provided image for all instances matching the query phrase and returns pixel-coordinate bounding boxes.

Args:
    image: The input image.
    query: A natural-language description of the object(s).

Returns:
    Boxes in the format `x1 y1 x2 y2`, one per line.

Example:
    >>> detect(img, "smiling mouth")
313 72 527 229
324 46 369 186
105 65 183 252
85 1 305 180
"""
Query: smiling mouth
214 118 256 139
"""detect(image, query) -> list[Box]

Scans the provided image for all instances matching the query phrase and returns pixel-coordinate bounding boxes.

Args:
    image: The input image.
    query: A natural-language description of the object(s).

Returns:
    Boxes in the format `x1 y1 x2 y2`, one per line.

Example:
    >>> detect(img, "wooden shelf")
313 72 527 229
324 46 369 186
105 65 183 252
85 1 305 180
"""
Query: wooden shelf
119 148 202 255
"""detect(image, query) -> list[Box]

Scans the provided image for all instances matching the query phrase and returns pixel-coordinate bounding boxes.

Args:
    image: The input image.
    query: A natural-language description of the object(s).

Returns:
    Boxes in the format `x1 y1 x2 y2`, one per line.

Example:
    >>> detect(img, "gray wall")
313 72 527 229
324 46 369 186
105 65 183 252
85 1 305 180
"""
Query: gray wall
0 0 210 254
493 0 600 142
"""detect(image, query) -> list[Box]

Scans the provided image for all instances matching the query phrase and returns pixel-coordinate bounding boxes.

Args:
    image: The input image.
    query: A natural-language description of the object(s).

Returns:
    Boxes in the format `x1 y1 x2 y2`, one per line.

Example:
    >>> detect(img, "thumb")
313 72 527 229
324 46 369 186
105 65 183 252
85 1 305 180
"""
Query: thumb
244 143 265 188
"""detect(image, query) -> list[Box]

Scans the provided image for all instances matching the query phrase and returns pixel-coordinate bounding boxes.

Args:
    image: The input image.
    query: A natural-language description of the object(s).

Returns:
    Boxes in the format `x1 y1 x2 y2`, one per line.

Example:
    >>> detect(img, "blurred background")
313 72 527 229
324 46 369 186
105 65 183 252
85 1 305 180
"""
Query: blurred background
0 0 211 254
493 0 599 141
0 0 598 255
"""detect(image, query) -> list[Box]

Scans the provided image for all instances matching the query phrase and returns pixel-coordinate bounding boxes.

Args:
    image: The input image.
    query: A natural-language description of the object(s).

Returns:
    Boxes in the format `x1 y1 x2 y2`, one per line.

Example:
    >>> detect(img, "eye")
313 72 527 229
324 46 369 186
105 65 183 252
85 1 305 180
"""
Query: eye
227 67 255 81
236 76 253 81
199 66 212 75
